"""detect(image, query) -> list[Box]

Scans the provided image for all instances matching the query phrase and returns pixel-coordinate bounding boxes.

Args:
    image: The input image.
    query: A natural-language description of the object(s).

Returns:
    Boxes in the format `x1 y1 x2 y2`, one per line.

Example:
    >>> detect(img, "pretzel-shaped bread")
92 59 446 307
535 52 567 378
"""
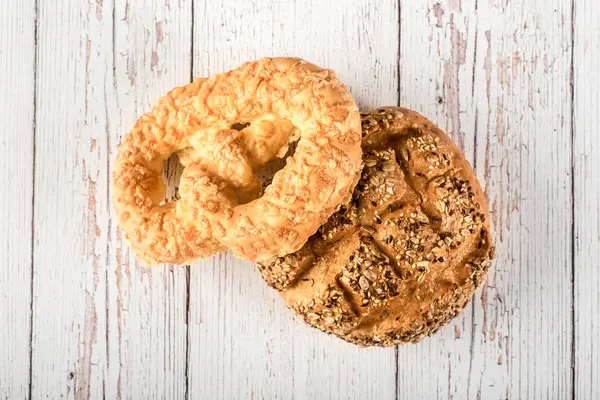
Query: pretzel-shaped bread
112 58 362 265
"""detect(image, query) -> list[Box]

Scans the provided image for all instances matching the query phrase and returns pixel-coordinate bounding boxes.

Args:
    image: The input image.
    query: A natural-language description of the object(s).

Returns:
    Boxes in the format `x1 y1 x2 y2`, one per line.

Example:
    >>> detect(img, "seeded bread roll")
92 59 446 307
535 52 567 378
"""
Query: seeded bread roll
258 107 494 347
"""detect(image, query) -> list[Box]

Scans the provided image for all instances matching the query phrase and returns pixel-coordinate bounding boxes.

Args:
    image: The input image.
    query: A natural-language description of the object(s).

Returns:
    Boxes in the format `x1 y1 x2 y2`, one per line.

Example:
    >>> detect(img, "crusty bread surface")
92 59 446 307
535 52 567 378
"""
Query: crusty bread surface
259 107 494 346
112 57 362 265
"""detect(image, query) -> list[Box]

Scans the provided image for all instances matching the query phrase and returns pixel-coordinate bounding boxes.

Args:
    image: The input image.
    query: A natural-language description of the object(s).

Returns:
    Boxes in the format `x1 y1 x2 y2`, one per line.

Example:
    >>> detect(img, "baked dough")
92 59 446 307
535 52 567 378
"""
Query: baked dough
258 107 494 346
112 58 362 265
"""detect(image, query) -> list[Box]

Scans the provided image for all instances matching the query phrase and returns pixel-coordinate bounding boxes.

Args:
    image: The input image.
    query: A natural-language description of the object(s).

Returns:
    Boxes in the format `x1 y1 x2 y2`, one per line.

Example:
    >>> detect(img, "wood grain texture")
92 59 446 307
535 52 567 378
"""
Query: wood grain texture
0 1 35 398
574 0 600 398
31 0 112 397
106 1 192 398
398 1 573 398
1 0 597 398
188 1 399 398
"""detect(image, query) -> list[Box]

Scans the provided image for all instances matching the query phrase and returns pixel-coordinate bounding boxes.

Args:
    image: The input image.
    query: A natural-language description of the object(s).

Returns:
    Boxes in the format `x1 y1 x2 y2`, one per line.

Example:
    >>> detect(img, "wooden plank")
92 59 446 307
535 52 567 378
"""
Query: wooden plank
0 1 36 398
574 0 600 398
398 0 573 398
30 1 112 397
105 1 192 398
397 4 481 396
187 1 399 398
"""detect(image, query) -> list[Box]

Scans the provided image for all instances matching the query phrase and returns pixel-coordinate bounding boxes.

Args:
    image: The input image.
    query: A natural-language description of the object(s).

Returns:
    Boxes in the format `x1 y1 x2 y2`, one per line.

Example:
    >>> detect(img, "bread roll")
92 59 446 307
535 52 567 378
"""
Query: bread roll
258 107 494 346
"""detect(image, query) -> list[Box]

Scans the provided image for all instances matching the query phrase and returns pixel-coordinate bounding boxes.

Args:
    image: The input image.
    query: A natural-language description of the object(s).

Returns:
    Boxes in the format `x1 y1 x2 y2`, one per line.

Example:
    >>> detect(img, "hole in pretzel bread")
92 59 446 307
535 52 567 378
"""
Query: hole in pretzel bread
160 152 185 202
254 140 299 191
231 122 251 131
157 118 301 206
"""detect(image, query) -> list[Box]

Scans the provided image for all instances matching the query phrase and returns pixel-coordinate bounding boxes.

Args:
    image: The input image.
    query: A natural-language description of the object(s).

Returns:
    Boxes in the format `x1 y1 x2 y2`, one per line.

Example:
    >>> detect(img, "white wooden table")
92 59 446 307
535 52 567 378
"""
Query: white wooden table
1 0 598 398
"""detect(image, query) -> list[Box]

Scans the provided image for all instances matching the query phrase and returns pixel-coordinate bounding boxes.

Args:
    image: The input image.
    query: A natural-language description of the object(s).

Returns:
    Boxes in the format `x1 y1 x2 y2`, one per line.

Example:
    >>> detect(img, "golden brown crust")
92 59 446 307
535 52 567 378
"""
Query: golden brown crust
258 107 494 346
112 58 362 265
